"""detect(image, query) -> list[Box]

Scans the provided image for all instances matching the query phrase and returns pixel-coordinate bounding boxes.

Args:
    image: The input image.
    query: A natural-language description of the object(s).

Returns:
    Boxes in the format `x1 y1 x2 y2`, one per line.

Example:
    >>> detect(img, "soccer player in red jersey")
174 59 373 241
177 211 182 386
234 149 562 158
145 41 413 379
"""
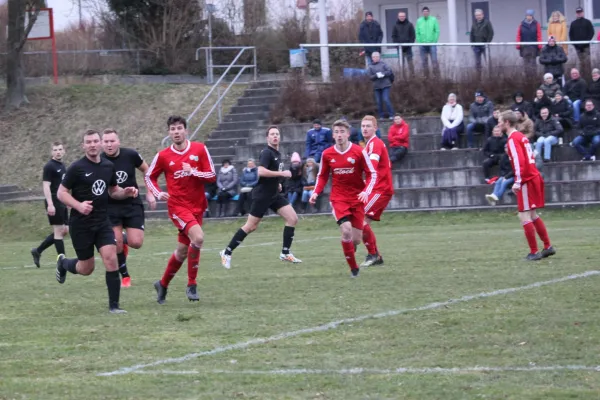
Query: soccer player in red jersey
499 110 555 261
310 119 378 277
359 115 395 267
145 116 217 303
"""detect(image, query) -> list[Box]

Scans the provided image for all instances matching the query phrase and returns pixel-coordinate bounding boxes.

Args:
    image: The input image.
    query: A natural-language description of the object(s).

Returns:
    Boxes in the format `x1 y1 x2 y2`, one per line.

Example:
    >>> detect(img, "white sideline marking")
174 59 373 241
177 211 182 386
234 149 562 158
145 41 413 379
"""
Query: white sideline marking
97 270 600 377
133 365 600 376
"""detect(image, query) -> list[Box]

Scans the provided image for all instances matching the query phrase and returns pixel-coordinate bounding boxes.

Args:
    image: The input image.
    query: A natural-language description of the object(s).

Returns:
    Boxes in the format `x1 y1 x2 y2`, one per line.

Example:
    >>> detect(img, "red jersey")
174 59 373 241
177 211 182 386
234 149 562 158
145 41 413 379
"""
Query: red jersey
506 130 540 186
365 136 394 196
145 140 216 212
314 143 378 202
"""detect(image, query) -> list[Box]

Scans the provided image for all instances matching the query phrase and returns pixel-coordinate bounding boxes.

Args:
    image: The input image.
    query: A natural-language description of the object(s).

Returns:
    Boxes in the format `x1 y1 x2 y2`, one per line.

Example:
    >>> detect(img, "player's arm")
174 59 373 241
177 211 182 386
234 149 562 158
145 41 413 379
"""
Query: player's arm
42 181 56 215
57 184 93 215
257 166 290 178
137 161 156 210
144 153 169 201
507 138 525 189
109 185 139 200
310 157 330 204
359 149 378 203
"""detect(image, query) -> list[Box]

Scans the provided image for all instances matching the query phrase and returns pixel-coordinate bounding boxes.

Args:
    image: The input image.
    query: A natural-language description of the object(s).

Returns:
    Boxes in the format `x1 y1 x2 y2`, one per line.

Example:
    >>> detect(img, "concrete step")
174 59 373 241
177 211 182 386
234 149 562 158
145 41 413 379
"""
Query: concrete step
0 184 20 194
224 112 269 123
216 120 260 131
230 104 271 114
242 87 280 97
238 95 279 106
205 137 248 148
250 80 283 89
208 129 250 140
0 190 34 201
208 146 240 157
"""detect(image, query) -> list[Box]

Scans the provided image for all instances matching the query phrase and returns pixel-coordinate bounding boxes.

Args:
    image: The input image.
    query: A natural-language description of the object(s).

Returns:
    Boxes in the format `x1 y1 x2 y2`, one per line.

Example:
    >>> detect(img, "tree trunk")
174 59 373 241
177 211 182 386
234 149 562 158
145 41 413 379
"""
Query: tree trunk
5 50 28 109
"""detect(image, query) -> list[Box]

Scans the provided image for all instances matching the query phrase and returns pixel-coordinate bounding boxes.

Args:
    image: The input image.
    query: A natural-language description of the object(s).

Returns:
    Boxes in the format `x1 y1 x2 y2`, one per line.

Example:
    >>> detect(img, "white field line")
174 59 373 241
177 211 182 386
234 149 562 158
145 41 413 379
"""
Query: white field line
97 270 600 377
132 365 600 376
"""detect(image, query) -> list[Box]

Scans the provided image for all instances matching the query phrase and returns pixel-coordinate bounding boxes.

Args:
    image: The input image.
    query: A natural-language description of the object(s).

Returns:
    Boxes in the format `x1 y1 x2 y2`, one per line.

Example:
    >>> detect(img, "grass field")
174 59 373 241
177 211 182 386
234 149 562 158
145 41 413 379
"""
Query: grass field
1 206 600 399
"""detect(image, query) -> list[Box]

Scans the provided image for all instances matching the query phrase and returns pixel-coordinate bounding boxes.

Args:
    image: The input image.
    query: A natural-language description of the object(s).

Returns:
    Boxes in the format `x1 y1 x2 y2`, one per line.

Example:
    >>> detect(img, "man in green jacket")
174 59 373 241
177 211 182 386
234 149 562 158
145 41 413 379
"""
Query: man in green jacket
470 9 494 72
416 6 440 77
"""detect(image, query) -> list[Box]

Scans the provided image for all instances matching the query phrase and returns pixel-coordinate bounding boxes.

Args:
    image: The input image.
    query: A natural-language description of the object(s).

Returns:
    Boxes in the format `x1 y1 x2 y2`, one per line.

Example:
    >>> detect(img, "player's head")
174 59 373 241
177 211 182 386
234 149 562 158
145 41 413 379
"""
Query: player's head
51 141 65 161
498 110 517 133
167 115 188 145
332 119 351 147
266 125 280 147
361 115 378 140
82 129 101 157
101 129 121 156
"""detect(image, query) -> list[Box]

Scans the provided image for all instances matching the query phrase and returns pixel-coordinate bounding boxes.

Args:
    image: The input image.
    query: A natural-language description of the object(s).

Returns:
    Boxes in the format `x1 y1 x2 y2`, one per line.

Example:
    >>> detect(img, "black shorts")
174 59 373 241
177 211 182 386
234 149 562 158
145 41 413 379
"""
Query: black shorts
249 194 289 219
70 219 116 261
45 200 69 226
107 203 145 230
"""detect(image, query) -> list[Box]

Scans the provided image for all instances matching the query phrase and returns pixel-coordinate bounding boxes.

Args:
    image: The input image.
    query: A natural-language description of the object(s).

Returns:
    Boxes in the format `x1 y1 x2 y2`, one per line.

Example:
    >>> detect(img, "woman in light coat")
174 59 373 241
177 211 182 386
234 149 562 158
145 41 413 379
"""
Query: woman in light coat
547 11 568 55
440 93 464 150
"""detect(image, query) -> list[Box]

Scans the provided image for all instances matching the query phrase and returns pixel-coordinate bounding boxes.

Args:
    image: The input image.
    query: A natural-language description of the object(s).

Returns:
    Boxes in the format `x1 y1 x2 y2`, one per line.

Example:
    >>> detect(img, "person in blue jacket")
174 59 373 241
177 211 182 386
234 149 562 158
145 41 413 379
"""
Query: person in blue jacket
305 119 333 162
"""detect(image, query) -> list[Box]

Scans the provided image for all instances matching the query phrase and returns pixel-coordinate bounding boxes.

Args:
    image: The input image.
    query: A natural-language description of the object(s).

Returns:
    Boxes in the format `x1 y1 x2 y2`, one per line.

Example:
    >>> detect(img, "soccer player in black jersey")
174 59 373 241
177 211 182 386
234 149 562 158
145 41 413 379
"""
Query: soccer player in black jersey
56 130 139 314
220 125 301 268
101 129 155 288
31 142 69 268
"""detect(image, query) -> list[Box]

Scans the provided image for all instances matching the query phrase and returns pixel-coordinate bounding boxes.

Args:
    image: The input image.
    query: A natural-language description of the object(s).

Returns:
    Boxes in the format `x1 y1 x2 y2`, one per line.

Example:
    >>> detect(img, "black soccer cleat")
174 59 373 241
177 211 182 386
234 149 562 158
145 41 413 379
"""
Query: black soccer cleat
154 280 168 305
55 254 67 284
351 268 360 278
525 253 543 261
541 246 556 258
360 254 378 268
31 248 41 268
186 284 200 302
373 254 384 266
109 307 128 314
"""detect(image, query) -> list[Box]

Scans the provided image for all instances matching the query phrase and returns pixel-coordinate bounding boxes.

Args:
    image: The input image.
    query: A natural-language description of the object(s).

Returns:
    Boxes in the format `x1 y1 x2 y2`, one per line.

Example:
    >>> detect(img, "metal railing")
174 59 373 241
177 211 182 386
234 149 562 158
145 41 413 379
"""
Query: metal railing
196 46 257 84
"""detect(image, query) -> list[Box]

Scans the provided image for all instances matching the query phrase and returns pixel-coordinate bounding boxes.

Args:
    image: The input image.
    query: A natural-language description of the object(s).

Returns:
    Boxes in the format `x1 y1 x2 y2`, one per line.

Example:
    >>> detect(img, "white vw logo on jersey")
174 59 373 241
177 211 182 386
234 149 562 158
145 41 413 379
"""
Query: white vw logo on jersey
92 179 106 195
116 171 128 184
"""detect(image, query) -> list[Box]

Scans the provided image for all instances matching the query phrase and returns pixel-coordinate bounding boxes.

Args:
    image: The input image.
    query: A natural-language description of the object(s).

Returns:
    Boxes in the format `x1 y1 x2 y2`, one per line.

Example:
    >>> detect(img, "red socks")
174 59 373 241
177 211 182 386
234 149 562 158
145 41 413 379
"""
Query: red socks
533 217 551 249
341 240 359 271
362 224 378 255
522 221 539 254
160 253 184 288
187 244 200 286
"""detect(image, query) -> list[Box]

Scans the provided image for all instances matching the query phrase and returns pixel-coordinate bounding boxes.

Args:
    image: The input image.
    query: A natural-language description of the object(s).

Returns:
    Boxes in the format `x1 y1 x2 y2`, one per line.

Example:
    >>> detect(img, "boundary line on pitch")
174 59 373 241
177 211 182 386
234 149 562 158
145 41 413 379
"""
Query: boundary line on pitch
97 270 600 377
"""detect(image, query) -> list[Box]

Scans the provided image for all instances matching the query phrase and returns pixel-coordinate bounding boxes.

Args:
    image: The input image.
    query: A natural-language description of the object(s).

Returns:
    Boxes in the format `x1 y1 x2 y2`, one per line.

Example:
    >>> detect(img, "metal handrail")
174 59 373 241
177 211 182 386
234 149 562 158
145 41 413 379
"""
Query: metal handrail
299 40 600 48
195 46 257 83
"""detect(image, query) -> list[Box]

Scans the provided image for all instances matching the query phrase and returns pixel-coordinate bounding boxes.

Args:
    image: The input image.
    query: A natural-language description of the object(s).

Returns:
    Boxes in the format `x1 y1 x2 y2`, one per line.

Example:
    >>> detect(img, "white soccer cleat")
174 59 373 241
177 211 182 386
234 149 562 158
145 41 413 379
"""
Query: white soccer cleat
280 253 302 263
219 250 231 269
485 194 498 206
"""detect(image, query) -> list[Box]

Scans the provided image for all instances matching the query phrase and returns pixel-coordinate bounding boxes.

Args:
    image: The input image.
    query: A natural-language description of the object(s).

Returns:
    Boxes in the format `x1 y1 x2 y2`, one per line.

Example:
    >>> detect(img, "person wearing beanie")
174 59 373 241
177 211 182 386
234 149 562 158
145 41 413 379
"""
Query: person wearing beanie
569 7 595 78
285 152 304 208
510 92 534 120
466 90 494 148
305 119 333 162
539 72 561 98
539 35 567 83
358 11 383 65
516 9 542 74
415 6 440 77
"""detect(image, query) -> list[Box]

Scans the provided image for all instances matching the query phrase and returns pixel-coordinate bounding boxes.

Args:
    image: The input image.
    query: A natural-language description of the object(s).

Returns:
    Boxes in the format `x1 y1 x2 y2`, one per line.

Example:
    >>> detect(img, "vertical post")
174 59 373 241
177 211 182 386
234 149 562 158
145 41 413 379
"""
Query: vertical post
317 0 330 82
253 47 258 81
136 50 140 74
208 10 213 84
447 0 458 71
217 85 222 123
49 9 58 84
205 48 209 82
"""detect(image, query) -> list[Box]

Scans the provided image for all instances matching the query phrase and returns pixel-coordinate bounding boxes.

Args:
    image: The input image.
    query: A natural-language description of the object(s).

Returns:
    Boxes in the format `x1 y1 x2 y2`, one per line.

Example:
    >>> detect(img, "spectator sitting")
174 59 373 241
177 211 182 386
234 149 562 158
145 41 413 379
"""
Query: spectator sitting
539 35 567 83
564 68 587 122
514 109 535 140
551 91 573 130
368 52 395 120
510 92 534 121
342 117 363 146
571 99 600 161
485 151 515 206
534 107 563 162
482 125 507 182
216 159 239 218
440 93 464 150
305 119 332 163
358 11 383 65
532 88 553 120
301 157 319 213
539 73 561 98
285 152 304 208
388 113 410 162
237 158 258 216
204 182 217 218
485 109 500 138
466 90 494 148
587 68 600 108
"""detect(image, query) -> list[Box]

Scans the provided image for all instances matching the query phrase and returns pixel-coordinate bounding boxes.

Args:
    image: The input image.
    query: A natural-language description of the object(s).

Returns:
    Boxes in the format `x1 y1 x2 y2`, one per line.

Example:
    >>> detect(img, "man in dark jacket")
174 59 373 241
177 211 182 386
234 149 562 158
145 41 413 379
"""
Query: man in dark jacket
534 107 563 161
482 125 506 180
516 10 542 74
484 109 500 138
305 119 333 162
510 92 534 119
569 7 595 78
368 52 395 120
470 9 494 71
467 90 494 148
588 68 600 108
572 99 600 161
563 68 588 122
392 11 416 77
551 91 573 130
539 36 567 82
358 11 383 65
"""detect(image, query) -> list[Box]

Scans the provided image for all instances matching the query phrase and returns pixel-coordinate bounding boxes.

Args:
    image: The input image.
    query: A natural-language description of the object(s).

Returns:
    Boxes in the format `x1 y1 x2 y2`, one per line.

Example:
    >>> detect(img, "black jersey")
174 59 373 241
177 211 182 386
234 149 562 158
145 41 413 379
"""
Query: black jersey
61 156 118 226
42 159 66 198
102 148 143 205
253 145 284 199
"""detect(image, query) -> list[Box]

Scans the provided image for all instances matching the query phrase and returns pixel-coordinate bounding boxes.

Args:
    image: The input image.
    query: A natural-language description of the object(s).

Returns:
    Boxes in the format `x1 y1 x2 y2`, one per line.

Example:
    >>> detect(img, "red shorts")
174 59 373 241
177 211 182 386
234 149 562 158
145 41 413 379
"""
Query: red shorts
516 175 545 212
330 200 365 230
169 207 204 245
364 193 393 222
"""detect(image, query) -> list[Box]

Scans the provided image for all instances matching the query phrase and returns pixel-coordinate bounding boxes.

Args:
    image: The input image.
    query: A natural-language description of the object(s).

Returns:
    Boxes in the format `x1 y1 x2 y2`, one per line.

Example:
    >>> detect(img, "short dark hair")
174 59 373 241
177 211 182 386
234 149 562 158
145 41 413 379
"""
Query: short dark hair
222 159 231 165
585 99 595 105
167 115 187 129
266 125 279 136
102 128 118 136
52 141 63 147
540 107 549 112
82 129 100 141
332 119 351 130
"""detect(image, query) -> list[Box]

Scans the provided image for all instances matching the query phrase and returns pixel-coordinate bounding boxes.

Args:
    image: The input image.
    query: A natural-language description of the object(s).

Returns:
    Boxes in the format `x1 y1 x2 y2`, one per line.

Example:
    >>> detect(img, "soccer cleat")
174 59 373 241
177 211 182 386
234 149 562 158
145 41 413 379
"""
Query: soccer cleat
31 248 41 268
56 254 67 284
525 253 543 261
541 246 556 258
186 284 199 302
279 253 302 263
351 268 360 278
360 254 378 268
373 254 384 266
109 307 128 314
154 280 168 305
219 250 232 269
121 276 131 288
485 194 498 206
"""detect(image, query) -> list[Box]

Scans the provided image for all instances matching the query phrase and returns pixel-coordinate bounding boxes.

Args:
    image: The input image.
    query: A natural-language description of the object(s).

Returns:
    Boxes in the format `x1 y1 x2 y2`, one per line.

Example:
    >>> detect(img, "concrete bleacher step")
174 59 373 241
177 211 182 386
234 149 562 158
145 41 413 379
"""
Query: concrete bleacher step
216 120 260 131
205 137 248 148
208 146 240 157
208 129 249 140
243 87 280 97
250 80 284 89
230 104 272 114
238 95 279 106
0 184 20 194
0 190 33 201
224 112 269 123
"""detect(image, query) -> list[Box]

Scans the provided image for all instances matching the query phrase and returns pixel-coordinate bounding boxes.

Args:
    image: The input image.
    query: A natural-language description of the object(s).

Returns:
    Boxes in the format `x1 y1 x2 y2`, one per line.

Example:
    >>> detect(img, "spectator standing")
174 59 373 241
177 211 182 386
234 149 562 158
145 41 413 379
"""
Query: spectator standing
551 91 574 130
237 158 258 216
532 88 553 120
304 119 333 163
588 68 600 108
485 151 515 206
416 6 440 77
548 11 568 55
216 159 239 218
358 11 383 65
539 73 561 98
466 90 494 148
572 99 600 161
511 92 534 119
368 52 395 120
514 109 535 140
482 125 507 181
440 93 464 150
534 107 563 162
387 114 410 162
301 157 319 213
516 10 542 74
392 11 416 77
569 7 595 79
484 109 500 138
539 36 567 83
563 68 588 122
470 9 494 72
285 152 304 208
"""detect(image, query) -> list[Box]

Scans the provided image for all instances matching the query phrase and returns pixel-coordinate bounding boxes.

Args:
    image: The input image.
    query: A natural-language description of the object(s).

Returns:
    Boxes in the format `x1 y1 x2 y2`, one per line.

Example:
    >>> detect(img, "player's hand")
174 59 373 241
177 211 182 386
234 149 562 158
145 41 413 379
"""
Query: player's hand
512 184 521 194
158 192 170 201
146 193 157 210
280 170 292 179
309 193 318 205
47 204 56 216
278 183 283 192
357 191 369 204
78 200 93 215
124 187 138 198
182 162 192 172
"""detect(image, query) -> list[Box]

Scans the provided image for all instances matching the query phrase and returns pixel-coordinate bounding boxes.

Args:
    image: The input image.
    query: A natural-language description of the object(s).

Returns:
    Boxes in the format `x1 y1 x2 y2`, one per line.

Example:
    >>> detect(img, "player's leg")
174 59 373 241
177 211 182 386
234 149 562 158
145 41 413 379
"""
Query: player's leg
155 236 188 305
276 204 301 263
112 226 131 285
516 182 542 260
221 199 266 268
529 178 554 258
361 194 390 267
32 203 62 267
339 219 360 277
56 224 97 283
185 222 204 301
97 235 125 313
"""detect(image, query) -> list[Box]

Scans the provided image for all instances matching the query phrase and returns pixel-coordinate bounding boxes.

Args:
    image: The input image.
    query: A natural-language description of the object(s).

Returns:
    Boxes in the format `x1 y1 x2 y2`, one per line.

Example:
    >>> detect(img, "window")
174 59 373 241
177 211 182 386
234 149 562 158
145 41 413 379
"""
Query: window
594 0 600 19
546 0 565 21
